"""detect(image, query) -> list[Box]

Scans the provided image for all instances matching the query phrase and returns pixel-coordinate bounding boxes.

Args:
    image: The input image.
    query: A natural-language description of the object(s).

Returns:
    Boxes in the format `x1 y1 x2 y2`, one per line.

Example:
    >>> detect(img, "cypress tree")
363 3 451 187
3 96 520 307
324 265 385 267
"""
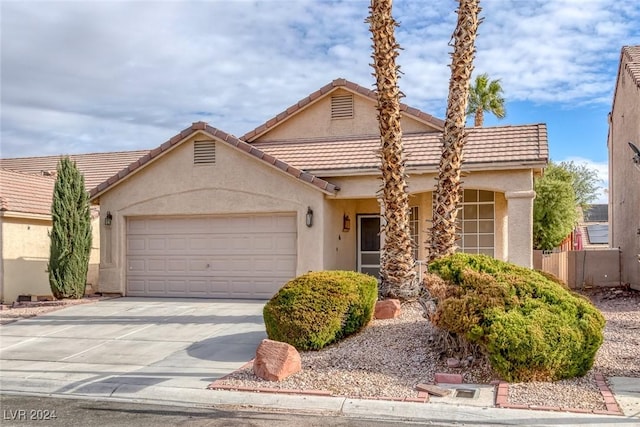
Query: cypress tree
48 157 92 299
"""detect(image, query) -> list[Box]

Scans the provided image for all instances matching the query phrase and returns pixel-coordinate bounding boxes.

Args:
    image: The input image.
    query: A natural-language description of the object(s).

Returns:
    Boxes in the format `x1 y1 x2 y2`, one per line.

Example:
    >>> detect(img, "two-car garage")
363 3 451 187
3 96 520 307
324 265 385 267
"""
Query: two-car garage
126 214 297 299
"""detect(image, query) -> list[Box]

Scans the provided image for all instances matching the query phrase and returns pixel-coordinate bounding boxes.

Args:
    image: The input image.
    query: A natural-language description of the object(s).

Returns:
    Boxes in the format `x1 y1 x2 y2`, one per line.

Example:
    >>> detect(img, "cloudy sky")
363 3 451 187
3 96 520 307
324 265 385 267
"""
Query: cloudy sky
2 0 639 201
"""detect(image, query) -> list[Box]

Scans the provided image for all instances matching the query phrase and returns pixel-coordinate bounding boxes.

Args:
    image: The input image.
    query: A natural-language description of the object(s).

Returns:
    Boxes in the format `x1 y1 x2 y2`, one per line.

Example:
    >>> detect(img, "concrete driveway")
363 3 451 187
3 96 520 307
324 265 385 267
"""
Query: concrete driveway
0 298 266 397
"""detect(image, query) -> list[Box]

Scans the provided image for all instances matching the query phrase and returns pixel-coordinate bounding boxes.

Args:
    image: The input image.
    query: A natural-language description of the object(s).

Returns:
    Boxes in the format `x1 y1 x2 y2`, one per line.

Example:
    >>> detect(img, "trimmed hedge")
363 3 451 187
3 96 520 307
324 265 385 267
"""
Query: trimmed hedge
263 271 378 350
426 254 605 382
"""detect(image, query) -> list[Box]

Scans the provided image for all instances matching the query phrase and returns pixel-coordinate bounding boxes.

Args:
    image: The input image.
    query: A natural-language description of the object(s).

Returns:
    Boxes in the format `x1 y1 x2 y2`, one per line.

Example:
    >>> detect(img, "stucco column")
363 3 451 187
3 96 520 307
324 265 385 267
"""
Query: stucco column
505 190 536 268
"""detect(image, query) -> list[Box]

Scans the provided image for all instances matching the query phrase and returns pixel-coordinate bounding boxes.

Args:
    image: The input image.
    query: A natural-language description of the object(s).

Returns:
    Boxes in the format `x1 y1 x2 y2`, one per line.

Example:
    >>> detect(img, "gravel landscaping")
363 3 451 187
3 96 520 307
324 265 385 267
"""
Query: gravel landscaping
214 286 640 411
2 287 638 411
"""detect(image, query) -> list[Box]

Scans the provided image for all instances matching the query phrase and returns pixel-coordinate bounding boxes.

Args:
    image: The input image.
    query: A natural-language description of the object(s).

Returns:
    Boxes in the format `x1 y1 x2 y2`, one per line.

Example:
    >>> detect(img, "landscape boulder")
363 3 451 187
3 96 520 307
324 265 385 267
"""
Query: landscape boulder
253 339 301 381
374 299 401 319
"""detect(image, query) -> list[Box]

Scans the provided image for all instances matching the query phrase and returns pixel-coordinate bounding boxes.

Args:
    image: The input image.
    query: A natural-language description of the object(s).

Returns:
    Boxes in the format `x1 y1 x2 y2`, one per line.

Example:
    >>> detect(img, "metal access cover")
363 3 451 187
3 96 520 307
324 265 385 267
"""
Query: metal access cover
454 388 478 399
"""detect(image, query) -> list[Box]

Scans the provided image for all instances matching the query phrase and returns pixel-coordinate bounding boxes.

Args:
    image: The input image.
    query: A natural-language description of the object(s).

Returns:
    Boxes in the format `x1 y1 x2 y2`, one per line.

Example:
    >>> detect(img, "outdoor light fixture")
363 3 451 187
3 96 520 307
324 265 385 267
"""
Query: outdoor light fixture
343 214 351 232
306 207 314 228
104 211 113 226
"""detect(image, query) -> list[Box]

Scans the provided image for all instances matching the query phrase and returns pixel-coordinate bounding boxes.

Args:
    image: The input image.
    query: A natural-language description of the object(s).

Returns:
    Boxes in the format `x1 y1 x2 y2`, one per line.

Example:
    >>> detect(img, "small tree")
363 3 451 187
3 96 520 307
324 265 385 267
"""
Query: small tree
547 161 601 210
533 174 577 250
48 157 92 299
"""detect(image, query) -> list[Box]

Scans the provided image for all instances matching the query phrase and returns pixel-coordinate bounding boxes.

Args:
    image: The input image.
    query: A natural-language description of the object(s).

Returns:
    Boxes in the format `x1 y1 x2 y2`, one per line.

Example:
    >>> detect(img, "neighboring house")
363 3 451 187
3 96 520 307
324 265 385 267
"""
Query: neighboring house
608 46 640 290
0 151 148 303
89 78 548 299
572 204 609 251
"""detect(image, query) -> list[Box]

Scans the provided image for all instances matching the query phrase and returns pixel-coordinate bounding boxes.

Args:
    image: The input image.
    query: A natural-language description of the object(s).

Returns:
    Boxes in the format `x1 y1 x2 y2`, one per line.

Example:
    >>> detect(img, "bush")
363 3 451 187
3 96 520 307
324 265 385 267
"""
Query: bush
263 271 378 350
426 254 605 382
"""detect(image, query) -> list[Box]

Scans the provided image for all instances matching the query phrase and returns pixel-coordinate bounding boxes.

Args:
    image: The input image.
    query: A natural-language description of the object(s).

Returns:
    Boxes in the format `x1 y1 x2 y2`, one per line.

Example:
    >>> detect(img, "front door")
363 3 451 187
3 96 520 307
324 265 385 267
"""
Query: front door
357 215 381 279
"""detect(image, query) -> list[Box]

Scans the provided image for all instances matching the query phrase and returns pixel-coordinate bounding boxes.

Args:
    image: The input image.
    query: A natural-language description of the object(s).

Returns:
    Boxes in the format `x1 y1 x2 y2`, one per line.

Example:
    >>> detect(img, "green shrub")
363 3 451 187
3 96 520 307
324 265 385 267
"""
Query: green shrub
263 270 378 350
427 254 605 382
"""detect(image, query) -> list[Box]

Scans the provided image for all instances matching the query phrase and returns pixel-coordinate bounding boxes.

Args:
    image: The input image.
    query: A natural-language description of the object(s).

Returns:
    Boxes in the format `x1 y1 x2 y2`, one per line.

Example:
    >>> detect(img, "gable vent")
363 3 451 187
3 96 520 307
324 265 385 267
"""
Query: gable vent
331 94 354 119
194 141 216 164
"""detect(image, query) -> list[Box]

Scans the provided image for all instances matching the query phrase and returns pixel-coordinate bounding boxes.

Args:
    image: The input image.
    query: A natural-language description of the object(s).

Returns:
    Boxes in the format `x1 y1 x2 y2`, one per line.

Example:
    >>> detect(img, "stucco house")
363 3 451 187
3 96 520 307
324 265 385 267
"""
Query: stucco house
88 78 548 299
0 151 147 303
608 45 640 290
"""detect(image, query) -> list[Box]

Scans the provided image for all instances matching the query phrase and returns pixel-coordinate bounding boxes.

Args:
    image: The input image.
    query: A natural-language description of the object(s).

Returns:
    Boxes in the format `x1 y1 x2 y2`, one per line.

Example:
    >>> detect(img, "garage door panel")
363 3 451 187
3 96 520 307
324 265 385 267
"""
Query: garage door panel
126 214 296 299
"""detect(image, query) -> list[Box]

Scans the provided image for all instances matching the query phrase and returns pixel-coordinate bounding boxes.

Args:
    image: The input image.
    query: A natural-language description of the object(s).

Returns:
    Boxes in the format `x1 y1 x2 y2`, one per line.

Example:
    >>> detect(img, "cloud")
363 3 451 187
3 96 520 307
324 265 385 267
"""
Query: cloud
1 0 639 158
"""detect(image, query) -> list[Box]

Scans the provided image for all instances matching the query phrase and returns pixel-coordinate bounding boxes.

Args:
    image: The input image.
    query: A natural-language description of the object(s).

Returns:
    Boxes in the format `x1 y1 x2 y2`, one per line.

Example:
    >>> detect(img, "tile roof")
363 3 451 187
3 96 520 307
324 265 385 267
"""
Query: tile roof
0 150 150 190
583 204 608 223
0 169 55 216
622 45 640 88
89 122 338 200
240 78 445 142
251 124 549 173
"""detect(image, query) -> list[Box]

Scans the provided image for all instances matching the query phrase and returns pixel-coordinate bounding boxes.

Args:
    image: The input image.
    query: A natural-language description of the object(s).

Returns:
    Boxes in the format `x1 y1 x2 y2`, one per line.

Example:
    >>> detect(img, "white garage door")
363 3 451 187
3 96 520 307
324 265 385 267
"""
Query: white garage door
126 214 297 299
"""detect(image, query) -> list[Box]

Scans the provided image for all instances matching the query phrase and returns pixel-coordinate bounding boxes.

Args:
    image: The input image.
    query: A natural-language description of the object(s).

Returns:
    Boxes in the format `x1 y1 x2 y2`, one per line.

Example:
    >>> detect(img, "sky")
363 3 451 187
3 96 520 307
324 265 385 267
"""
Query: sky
2 1 639 203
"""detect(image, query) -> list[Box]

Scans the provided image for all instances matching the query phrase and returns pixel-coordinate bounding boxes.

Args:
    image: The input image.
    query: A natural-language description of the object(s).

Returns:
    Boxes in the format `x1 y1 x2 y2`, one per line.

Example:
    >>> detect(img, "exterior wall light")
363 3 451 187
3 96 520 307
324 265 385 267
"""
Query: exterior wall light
343 214 351 232
306 207 313 228
105 211 113 226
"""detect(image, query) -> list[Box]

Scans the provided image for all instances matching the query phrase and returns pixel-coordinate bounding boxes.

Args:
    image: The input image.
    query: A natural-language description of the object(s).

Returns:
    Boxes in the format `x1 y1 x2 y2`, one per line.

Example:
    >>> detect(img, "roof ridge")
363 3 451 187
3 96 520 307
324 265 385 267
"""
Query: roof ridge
240 78 445 142
89 122 338 200
0 168 56 180
1 149 150 161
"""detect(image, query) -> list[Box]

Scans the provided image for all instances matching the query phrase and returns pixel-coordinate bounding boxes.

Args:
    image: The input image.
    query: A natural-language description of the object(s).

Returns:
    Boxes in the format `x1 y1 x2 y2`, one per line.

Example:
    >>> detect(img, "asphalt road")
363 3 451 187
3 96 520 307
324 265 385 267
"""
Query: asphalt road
0 394 441 427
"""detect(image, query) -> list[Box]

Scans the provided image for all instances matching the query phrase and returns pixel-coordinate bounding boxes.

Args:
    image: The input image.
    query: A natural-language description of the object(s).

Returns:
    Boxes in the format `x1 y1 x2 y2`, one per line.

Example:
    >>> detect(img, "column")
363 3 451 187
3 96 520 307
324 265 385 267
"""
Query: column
505 190 536 268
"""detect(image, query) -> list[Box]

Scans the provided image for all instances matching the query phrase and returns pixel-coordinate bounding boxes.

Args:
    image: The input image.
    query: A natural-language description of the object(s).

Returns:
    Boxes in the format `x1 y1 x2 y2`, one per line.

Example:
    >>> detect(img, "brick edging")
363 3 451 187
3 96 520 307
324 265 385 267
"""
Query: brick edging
495 372 623 416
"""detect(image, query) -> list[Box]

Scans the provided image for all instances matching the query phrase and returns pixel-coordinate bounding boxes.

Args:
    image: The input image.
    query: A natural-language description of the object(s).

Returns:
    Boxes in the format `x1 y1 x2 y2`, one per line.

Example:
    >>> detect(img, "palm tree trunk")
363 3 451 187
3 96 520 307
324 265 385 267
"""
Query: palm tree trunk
474 107 484 127
428 0 481 262
367 0 418 300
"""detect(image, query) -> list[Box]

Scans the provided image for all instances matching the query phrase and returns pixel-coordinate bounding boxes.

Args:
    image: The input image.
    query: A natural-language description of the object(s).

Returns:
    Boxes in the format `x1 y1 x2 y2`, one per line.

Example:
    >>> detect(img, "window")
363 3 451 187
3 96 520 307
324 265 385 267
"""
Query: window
194 141 216 164
409 206 419 260
456 190 494 256
331 95 354 119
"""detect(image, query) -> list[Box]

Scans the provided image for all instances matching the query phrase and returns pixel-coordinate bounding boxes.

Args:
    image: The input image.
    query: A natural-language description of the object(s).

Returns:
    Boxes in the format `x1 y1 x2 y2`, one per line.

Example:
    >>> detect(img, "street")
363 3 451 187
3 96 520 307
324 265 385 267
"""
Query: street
0 394 440 427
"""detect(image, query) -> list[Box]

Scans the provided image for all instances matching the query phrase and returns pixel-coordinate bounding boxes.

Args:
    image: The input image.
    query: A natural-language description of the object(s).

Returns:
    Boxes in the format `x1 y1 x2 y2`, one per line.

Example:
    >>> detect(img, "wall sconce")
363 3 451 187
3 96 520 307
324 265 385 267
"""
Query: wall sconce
305 207 313 228
104 211 113 226
342 214 351 232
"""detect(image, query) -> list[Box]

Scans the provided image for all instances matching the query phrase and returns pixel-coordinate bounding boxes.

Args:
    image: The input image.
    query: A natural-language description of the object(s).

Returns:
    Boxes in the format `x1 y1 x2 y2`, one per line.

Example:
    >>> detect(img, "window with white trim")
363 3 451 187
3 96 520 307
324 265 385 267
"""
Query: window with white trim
409 206 419 260
456 190 495 256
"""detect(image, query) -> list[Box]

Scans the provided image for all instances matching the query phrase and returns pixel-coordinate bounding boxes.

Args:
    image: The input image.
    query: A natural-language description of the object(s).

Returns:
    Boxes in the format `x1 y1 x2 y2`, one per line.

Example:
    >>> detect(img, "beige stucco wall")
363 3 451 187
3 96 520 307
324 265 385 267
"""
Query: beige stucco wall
254 88 438 142
323 168 533 268
0 215 101 303
609 55 640 289
96 133 327 295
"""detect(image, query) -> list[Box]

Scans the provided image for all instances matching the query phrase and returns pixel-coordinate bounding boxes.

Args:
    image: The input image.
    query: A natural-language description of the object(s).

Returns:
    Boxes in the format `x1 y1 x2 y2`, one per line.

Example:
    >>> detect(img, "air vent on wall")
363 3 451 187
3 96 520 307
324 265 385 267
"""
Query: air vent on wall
331 94 354 119
194 141 216 164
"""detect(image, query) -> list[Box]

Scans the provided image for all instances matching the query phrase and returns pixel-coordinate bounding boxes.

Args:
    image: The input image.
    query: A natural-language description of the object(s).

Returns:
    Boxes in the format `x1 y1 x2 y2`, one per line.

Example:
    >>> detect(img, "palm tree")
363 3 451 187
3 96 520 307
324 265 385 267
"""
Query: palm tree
467 73 505 126
367 0 419 300
428 0 482 262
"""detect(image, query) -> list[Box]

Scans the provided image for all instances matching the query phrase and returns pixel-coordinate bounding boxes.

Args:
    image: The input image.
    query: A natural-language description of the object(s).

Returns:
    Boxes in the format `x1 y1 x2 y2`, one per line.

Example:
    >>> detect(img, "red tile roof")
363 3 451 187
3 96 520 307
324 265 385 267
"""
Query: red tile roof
89 122 338 200
622 45 640 88
0 150 150 190
252 124 548 173
0 169 55 216
240 78 445 142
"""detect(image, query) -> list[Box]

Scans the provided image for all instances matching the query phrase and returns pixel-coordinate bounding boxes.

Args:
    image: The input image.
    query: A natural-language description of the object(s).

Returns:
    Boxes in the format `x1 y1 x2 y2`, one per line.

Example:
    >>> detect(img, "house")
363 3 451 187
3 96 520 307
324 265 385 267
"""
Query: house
571 204 609 251
608 45 640 290
0 151 148 303
88 78 548 299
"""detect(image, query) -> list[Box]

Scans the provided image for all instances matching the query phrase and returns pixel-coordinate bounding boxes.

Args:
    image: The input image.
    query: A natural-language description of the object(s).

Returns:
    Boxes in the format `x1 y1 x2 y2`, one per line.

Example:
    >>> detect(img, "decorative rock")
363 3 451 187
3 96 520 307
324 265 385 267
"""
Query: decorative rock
253 339 301 381
375 299 401 319
447 357 461 368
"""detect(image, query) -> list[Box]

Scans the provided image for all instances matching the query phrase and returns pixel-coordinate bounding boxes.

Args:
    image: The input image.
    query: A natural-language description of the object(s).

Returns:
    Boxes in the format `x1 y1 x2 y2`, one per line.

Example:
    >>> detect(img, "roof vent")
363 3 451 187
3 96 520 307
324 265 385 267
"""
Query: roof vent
194 141 216 164
331 94 354 119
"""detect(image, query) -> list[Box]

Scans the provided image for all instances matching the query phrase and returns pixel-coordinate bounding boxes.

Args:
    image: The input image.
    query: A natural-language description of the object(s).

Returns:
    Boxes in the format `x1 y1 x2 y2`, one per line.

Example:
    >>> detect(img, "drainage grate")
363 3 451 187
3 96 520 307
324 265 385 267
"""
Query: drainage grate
454 388 478 399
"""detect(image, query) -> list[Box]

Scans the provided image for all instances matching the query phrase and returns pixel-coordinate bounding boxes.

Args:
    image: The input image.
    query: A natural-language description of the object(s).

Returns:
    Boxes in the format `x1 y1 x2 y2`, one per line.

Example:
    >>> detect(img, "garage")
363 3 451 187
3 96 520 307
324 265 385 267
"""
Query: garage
126 214 297 299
